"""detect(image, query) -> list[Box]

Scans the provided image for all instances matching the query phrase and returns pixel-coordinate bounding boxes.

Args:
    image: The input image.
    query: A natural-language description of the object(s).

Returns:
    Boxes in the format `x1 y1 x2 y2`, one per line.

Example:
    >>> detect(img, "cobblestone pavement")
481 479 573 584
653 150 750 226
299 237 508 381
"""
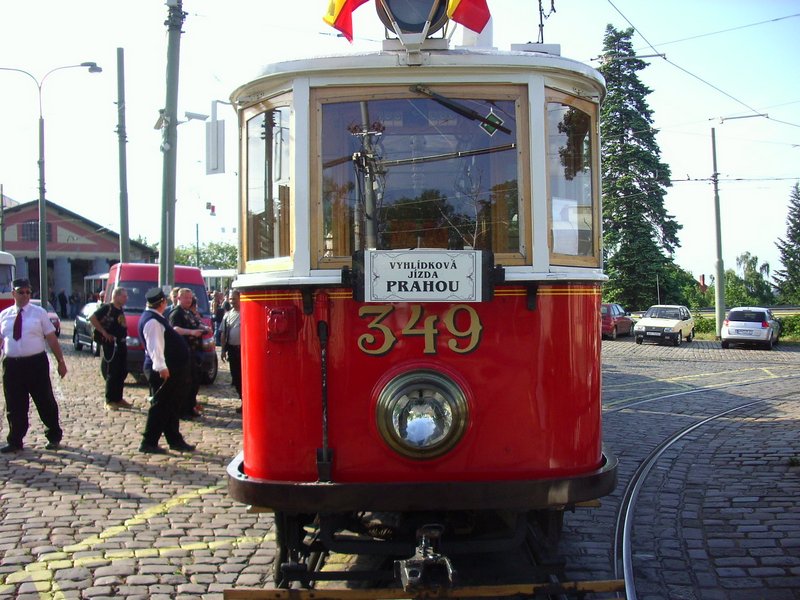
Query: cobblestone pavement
0 323 276 599
1 326 798 598
564 336 800 599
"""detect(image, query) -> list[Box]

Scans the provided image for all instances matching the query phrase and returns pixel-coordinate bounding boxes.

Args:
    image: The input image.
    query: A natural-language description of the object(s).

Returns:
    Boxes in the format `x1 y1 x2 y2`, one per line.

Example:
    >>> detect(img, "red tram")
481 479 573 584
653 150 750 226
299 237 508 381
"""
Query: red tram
227 1 616 590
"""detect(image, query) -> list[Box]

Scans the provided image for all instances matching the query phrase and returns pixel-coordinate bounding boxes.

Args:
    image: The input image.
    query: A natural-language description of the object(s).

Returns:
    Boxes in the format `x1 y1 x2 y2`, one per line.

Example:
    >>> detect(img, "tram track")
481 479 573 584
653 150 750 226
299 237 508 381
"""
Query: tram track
608 376 800 600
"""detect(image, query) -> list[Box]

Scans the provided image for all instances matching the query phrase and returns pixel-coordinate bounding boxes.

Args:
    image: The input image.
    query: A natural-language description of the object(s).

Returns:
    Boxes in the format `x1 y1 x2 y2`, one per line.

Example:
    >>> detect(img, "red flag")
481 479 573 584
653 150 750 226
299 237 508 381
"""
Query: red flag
447 0 491 33
323 0 370 42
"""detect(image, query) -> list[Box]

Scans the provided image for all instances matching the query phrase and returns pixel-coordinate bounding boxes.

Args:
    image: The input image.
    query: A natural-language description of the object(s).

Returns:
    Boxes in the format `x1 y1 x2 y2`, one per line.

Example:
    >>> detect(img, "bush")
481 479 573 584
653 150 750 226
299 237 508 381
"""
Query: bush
693 314 716 334
779 314 800 338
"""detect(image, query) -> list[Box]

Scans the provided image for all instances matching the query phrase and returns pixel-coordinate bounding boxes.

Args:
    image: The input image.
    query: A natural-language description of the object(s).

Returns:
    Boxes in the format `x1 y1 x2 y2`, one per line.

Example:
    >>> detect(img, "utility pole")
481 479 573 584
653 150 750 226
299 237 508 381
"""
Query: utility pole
711 128 724 338
116 48 130 263
159 0 186 287
0 184 5 252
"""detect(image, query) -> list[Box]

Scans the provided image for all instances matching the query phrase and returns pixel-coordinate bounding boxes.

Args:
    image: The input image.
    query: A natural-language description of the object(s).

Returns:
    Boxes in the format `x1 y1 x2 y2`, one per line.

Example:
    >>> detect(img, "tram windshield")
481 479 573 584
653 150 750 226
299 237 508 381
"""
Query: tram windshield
316 85 525 264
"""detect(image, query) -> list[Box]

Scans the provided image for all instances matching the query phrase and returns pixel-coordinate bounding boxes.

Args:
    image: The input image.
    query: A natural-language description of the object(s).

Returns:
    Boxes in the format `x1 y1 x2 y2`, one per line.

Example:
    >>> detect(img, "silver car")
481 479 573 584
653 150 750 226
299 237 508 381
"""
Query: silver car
721 307 781 350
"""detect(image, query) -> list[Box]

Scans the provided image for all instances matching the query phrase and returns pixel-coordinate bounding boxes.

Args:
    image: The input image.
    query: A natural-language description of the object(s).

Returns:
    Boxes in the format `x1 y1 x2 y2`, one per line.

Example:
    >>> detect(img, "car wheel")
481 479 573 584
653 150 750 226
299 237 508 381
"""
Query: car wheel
687 329 694 342
764 337 773 351
674 332 682 347
610 327 617 340
73 329 83 351
721 340 730 349
200 353 218 385
635 336 643 345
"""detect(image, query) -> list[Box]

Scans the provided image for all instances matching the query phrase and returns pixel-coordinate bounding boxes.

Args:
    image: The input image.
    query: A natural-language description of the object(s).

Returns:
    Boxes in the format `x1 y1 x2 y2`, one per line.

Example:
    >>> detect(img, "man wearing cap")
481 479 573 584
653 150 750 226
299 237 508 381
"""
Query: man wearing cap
0 278 67 453
138 287 195 453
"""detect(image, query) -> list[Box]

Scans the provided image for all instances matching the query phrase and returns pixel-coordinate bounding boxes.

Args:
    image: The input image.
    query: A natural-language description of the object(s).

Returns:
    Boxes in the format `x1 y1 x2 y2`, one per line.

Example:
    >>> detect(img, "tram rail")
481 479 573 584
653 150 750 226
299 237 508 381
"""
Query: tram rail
608 371 800 599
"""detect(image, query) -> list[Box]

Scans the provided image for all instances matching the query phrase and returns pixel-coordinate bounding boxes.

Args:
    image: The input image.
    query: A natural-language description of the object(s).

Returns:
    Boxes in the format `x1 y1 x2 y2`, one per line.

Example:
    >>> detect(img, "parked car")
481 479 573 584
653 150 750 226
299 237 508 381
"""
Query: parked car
633 304 694 346
721 306 781 350
30 299 61 337
601 303 635 340
73 302 101 355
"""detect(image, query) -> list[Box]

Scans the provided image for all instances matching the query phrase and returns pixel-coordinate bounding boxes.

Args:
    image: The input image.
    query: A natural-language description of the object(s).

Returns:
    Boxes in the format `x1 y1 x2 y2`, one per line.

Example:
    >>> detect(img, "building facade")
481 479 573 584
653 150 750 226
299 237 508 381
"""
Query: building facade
2 199 156 301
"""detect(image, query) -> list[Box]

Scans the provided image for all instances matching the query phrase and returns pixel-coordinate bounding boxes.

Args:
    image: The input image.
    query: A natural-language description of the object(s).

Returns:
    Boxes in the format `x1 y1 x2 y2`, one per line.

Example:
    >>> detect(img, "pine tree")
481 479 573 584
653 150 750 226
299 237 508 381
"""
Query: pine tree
773 183 800 304
599 26 681 310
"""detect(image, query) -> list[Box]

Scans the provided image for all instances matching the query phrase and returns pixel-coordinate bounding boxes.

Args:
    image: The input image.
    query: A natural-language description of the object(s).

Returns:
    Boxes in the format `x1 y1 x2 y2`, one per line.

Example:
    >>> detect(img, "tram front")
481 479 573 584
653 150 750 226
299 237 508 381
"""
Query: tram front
227 1 616 589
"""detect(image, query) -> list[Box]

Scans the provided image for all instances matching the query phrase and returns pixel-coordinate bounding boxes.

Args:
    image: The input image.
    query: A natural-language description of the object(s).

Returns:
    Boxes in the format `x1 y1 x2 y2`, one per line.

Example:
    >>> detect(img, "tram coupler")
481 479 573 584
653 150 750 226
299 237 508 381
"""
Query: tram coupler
394 525 457 594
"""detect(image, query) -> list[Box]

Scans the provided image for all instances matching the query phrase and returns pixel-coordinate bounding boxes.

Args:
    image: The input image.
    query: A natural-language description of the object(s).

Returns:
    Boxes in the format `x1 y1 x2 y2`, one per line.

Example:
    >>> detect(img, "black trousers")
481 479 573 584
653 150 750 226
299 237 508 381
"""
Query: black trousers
142 363 187 447
102 341 128 404
227 345 242 399
2 352 62 447
180 353 201 416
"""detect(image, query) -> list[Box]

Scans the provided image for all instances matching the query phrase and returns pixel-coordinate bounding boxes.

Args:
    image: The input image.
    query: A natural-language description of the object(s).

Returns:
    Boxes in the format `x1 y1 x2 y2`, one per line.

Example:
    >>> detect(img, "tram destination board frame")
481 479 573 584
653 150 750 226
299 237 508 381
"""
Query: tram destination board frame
349 249 499 303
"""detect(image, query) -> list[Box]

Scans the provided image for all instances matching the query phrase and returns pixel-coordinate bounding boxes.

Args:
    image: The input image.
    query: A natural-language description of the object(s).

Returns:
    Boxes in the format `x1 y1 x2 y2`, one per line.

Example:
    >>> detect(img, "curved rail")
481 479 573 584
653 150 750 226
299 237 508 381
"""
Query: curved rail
612 399 765 599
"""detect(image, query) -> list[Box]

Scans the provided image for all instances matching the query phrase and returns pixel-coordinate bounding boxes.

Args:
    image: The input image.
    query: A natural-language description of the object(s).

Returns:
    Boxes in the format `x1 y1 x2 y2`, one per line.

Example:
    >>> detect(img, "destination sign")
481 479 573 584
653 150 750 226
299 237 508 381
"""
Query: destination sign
364 249 483 303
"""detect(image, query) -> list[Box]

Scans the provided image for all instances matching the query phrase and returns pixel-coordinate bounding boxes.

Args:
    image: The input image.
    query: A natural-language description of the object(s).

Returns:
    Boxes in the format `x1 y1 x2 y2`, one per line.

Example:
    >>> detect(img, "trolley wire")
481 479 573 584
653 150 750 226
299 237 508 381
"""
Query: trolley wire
604 0 800 130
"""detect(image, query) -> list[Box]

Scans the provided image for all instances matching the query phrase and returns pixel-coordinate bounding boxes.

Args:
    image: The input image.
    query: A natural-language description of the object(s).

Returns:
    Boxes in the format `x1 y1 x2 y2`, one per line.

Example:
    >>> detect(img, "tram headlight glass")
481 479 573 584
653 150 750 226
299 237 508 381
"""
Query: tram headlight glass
376 370 468 459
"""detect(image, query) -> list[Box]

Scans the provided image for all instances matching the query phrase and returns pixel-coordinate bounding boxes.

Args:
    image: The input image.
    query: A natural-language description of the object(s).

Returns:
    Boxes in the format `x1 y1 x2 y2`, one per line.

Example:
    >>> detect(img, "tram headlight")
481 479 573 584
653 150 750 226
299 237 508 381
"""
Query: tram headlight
376 370 468 459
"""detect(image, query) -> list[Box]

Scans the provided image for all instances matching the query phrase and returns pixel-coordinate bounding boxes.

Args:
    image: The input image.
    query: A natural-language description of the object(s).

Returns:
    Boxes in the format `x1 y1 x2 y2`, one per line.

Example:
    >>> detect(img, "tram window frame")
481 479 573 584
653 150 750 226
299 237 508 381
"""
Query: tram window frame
240 95 293 270
310 84 532 269
545 90 600 268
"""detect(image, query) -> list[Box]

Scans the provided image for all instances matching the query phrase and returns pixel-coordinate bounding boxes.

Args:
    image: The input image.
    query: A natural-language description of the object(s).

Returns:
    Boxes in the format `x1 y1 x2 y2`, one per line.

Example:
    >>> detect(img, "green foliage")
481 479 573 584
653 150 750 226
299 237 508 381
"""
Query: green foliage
779 314 800 338
774 183 800 304
692 314 716 334
175 241 237 269
704 253 776 308
598 25 681 310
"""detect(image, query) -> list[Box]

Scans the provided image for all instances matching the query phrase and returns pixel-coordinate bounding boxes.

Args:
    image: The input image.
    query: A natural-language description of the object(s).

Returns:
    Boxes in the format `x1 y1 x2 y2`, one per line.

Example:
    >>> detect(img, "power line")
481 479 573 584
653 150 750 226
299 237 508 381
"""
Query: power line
639 13 800 49
604 0 800 129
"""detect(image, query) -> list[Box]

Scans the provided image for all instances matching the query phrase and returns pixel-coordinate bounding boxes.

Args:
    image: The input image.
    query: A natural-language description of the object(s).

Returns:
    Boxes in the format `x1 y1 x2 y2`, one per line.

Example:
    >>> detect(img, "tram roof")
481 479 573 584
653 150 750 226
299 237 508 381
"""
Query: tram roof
231 46 605 107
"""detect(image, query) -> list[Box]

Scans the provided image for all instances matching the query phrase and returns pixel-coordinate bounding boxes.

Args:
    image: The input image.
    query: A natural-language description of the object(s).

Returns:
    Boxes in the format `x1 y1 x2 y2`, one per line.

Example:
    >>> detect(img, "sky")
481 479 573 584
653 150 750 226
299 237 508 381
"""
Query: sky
0 0 798 282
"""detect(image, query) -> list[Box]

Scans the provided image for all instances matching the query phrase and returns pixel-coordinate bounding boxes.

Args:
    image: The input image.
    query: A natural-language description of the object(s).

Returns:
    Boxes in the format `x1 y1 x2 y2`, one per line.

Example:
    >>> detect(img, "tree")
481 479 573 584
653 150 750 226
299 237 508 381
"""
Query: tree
175 241 237 269
735 251 774 305
598 25 681 310
774 183 800 304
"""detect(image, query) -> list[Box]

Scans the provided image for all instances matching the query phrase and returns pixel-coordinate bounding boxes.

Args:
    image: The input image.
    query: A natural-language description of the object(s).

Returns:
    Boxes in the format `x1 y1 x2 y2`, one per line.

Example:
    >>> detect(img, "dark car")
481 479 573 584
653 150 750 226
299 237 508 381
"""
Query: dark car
73 302 100 355
601 303 634 340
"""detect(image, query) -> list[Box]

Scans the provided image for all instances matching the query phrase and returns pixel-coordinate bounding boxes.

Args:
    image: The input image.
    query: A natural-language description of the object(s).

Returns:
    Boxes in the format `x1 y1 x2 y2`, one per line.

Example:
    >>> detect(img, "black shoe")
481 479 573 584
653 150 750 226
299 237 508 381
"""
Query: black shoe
139 443 168 454
0 444 22 454
45 441 61 450
169 441 196 452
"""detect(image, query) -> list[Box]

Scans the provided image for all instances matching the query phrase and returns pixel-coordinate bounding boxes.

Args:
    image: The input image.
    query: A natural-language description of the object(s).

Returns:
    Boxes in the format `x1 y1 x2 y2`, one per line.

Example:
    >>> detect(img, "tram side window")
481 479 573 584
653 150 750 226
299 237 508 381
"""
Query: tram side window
246 107 291 261
317 86 526 266
0 264 12 293
547 97 598 265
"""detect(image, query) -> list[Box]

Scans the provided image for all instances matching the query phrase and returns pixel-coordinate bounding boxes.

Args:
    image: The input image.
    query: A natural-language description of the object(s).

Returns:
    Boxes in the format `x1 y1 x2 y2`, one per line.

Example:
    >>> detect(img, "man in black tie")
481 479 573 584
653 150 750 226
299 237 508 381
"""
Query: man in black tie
0 278 67 453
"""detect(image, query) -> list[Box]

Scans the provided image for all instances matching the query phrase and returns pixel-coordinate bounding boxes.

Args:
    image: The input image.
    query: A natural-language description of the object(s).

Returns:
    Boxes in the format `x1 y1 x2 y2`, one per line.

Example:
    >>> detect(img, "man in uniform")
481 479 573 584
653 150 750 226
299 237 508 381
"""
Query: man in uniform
0 278 67 452
90 287 131 410
138 287 195 454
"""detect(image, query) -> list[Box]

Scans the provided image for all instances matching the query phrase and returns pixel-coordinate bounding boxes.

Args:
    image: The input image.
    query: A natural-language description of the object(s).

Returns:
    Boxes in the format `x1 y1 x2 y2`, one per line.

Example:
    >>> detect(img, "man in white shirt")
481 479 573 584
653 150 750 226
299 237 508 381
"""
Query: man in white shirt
138 287 194 454
0 278 67 453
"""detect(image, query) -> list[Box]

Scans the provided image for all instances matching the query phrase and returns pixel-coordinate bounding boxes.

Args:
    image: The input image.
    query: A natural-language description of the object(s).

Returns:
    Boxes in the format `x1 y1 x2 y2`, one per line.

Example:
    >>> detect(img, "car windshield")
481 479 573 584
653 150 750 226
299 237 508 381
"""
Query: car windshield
728 310 765 323
117 281 211 316
645 307 681 320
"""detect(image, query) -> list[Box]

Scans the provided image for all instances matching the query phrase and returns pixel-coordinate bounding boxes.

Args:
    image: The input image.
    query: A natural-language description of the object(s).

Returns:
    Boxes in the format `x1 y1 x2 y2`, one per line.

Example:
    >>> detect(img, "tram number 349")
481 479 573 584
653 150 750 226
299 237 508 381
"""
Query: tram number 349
357 304 483 356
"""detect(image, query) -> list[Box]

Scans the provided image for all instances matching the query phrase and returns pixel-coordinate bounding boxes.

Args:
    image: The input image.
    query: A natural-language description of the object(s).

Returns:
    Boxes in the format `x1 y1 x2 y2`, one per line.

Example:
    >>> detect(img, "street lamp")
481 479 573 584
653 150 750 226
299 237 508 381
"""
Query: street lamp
0 62 102 304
